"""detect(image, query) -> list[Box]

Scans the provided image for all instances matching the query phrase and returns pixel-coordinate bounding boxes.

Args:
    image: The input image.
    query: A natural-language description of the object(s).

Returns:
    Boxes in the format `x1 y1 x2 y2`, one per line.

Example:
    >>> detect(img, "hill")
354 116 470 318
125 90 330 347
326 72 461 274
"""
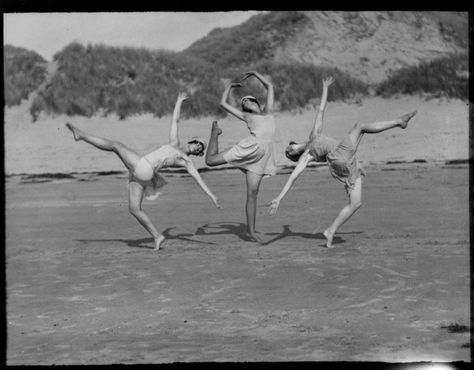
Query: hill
3 11 468 120
184 11 468 85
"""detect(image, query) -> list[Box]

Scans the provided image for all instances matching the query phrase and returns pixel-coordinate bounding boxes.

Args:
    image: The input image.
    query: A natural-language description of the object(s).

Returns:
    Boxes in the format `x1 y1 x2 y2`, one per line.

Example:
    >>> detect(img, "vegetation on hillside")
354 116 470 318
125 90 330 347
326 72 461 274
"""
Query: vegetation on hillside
223 61 368 111
30 42 223 120
376 53 468 100
183 11 311 69
4 45 468 121
25 41 369 120
4 45 47 107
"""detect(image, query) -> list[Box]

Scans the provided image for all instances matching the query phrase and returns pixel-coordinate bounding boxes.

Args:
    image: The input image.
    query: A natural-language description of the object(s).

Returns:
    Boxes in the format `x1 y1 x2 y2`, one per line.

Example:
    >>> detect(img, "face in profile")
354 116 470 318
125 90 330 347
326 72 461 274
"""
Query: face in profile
285 141 306 162
187 141 205 156
241 97 261 114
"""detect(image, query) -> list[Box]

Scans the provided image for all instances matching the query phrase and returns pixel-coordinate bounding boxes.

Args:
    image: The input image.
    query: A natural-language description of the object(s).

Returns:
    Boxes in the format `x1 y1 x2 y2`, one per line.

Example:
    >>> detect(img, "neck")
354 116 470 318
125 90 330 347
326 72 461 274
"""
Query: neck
178 145 189 154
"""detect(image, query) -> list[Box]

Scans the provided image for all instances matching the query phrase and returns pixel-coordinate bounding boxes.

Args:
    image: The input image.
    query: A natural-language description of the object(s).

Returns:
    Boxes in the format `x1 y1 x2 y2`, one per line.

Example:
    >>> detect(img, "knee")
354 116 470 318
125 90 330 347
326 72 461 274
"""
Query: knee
352 122 363 132
129 205 141 217
205 157 216 167
112 141 124 152
247 187 259 200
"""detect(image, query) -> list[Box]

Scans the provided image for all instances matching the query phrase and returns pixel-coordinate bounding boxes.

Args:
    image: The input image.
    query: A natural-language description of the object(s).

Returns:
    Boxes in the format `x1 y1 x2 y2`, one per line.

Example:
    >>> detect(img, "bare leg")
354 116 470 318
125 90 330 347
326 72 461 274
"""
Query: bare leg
66 122 141 172
324 177 362 248
348 110 417 148
128 181 165 250
205 121 231 166
245 170 264 244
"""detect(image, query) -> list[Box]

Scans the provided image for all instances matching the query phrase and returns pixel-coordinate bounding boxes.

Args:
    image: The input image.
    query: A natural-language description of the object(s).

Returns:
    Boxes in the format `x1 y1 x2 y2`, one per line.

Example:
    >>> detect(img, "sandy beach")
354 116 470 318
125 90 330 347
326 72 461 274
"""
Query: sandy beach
4 96 470 364
5 160 470 364
4 96 469 175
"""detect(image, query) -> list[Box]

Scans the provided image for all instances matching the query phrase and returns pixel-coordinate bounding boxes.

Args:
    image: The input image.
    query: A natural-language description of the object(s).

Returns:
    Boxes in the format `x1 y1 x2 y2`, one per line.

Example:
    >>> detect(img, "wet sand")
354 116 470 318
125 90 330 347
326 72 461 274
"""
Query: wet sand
5 161 470 364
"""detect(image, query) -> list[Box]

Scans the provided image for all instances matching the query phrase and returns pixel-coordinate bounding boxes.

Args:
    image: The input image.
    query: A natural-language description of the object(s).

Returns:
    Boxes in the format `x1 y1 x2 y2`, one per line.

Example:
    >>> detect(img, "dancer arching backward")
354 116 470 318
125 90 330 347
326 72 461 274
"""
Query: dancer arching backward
66 92 221 251
268 76 417 248
205 71 277 244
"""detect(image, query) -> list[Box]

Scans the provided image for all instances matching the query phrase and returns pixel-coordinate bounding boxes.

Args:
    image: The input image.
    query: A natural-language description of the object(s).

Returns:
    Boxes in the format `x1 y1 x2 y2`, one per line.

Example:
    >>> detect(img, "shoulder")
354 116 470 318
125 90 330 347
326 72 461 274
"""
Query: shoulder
241 112 252 122
163 143 182 154
173 147 190 161
248 112 272 121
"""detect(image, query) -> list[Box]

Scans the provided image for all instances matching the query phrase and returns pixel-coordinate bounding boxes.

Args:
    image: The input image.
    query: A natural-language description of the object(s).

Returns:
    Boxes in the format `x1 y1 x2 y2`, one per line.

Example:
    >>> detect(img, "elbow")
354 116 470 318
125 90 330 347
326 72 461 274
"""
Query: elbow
353 201 362 211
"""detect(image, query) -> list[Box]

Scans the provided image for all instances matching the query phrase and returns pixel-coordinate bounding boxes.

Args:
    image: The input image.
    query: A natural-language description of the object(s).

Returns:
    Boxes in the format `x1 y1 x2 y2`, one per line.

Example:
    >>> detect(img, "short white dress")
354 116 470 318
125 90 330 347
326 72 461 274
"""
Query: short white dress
307 134 365 190
129 144 186 200
223 113 277 176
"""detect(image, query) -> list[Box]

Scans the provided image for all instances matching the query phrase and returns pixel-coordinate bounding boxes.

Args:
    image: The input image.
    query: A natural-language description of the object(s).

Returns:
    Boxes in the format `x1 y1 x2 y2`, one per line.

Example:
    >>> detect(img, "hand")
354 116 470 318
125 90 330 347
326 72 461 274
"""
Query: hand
322 76 335 88
268 198 280 215
213 197 222 209
177 92 189 101
239 71 257 82
221 78 231 87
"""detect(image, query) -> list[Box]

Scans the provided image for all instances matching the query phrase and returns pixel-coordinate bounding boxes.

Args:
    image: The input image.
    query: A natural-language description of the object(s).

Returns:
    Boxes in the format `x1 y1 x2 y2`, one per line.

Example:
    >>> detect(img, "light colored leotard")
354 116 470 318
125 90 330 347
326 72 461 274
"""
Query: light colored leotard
130 144 185 200
223 113 277 176
307 134 365 190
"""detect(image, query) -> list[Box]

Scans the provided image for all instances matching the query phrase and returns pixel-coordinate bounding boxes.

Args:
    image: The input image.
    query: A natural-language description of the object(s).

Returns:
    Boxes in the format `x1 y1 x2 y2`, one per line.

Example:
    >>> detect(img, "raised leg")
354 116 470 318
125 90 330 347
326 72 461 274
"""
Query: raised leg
128 181 165 250
66 123 141 172
347 110 417 148
245 170 264 244
205 121 231 166
324 176 362 248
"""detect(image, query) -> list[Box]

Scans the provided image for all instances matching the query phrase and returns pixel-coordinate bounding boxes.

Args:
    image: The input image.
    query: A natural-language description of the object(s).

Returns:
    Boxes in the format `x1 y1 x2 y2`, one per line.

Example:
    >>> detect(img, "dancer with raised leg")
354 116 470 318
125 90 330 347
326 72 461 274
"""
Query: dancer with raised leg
205 71 277 244
66 92 221 251
268 76 416 248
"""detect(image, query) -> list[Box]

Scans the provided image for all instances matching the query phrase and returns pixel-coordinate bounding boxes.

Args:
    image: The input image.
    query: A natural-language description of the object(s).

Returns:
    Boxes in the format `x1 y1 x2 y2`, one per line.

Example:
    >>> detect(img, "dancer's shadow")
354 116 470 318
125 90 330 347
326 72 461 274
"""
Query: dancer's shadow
195 222 252 242
264 224 345 247
76 226 216 249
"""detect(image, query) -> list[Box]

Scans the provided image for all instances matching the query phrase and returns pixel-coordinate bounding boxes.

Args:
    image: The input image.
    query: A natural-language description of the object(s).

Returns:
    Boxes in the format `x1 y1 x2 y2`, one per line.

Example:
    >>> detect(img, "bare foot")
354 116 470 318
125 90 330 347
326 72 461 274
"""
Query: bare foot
398 110 417 129
153 235 165 251
211 121 223 136
248 231 264 245
323 229 334 249
65 122 82 141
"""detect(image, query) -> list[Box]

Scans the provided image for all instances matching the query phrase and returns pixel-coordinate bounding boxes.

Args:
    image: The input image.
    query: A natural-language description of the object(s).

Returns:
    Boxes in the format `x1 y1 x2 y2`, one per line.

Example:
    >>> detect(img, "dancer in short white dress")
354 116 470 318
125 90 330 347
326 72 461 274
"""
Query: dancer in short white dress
66 93 221 251
205 71 277 244
268 76 417 248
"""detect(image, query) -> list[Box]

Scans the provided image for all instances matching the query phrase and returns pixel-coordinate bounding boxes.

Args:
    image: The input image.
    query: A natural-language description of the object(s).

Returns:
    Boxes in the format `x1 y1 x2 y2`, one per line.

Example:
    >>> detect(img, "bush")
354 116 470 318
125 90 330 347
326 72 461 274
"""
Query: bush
30 42 224 120
4 44 47 106
375 53 468 100
222 61 368 111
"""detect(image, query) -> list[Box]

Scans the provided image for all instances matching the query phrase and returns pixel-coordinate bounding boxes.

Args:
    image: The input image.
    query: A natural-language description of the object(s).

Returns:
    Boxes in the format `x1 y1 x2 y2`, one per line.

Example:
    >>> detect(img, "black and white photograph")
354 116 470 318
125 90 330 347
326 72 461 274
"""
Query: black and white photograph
3 8 470 366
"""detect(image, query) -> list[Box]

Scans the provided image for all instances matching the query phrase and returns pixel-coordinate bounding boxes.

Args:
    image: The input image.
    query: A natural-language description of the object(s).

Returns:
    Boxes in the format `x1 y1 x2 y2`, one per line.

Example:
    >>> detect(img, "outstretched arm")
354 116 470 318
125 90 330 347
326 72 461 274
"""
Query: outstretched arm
268 151 313 215
177 157 222 209
240 71 274 113
169 92 188 146
309 76 334 141
220 82 246 122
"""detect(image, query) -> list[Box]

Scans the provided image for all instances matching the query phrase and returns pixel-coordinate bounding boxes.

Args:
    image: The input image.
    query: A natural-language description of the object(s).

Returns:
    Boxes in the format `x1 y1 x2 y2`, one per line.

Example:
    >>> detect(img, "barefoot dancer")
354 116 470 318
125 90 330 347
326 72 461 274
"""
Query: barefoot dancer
66 93 221 250
205 71 277 244
268 76 417 248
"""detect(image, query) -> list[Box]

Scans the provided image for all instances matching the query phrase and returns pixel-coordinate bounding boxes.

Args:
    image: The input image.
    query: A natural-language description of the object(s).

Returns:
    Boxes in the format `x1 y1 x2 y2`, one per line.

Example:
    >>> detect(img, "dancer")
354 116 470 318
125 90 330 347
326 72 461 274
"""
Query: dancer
205 71 277 244
268 76 416 248
66 92 221 251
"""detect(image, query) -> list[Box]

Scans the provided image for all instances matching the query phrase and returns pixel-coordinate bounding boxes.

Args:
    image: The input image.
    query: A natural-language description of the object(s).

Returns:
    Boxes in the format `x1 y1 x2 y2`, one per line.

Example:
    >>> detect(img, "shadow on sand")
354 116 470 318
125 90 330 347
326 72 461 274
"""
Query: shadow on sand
195 222 363 247
195 222 252 242
263 224 346 247
76 227 217 249
77 223 364 249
